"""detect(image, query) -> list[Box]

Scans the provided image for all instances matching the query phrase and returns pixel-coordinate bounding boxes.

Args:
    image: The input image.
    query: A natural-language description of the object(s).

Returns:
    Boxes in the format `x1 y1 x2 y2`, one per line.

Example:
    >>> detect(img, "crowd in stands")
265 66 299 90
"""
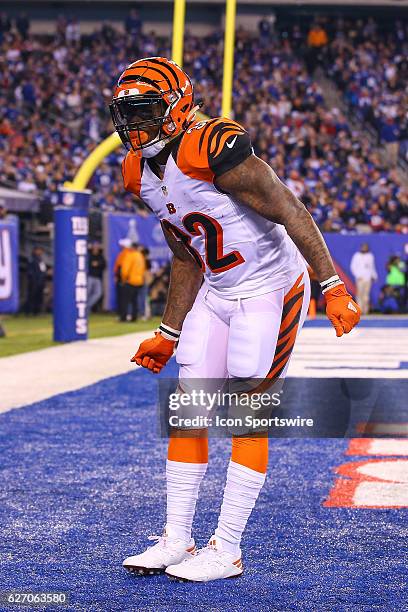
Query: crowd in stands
323 18 408 166
0 11 407 233
230 30 407 233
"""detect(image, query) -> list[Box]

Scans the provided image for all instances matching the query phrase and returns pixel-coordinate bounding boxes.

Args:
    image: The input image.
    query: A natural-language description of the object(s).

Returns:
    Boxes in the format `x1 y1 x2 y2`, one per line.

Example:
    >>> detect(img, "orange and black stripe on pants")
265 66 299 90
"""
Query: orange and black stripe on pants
266 273 305 381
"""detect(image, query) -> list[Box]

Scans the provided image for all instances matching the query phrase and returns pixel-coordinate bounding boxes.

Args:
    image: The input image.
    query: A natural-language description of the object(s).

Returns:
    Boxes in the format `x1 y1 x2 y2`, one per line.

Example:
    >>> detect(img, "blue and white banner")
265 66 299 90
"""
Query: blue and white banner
103 213 170 311
0 216 19 313
53 189 90 342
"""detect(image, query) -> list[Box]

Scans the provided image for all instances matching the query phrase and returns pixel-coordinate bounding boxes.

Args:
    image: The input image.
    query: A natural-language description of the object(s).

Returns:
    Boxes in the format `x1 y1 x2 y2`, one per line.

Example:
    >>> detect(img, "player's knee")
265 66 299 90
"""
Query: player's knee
231 436 268 473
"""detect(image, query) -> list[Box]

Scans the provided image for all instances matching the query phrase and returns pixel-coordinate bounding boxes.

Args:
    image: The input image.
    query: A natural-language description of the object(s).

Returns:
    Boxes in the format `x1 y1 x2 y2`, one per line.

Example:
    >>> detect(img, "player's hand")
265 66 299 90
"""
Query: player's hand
324 283 361 337
130 332 176 374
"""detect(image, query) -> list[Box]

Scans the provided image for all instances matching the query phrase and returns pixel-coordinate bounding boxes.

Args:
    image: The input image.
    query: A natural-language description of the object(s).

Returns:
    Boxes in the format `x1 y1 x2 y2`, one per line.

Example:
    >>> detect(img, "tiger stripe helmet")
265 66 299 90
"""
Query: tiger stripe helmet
110 57 196 152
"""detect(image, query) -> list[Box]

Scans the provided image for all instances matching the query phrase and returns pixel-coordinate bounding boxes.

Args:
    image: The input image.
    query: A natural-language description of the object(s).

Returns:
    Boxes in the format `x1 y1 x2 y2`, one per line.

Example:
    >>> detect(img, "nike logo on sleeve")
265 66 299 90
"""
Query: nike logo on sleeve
226 135 238 148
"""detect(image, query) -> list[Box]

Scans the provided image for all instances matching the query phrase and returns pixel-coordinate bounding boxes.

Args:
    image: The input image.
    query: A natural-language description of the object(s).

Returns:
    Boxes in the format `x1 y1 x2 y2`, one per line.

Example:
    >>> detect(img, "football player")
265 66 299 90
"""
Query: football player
110 57 361 582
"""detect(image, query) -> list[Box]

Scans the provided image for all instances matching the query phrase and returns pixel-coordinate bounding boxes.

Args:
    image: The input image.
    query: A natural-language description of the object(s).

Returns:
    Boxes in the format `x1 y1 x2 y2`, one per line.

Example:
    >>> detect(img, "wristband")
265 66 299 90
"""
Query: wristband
158 322 181 341
320 274 343 294
322 280 344 294
320 274 340 288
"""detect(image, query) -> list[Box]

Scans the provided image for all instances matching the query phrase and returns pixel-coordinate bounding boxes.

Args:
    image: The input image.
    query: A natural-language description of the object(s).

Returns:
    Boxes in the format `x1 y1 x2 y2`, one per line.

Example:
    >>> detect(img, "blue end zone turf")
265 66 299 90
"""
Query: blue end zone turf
0 362 406 610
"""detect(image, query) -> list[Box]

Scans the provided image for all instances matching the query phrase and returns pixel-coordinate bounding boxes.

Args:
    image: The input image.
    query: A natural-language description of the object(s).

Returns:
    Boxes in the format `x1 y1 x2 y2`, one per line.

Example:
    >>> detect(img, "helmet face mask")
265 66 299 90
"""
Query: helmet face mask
109 92 173 152
110 57 196 153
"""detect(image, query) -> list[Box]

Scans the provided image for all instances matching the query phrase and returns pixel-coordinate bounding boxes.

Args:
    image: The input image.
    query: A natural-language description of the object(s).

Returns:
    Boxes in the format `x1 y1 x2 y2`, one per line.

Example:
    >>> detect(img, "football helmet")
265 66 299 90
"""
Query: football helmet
110 57 198 153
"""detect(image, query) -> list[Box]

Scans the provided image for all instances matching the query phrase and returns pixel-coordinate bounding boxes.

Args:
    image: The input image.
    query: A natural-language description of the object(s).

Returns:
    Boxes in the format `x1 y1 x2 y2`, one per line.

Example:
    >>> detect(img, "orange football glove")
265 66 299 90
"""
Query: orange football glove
324 283 361 337
130 332 176 374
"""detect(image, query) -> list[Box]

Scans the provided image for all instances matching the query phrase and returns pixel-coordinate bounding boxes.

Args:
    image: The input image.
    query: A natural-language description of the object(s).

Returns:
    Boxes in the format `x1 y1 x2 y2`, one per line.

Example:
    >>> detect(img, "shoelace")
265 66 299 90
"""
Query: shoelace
191 544 221 564
148 534 185 553
147 534 168 549
190 546 229 572
205 541 220 555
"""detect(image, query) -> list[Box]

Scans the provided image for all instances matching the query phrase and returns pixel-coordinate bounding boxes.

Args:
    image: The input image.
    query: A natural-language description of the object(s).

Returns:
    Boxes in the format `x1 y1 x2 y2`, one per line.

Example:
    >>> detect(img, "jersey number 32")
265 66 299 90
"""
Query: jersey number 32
162 212 245 274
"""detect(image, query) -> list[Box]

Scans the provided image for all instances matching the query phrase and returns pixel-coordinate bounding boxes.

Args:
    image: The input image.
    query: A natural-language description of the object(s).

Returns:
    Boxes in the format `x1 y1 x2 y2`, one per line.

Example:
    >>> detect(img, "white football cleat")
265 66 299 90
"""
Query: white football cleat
123 530 196 576
165 536 243 582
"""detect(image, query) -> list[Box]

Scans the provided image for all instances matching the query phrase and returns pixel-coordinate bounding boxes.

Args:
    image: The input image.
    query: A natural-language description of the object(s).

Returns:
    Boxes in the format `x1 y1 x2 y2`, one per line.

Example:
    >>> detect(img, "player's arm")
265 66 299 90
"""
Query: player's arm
122 150 203 371
160 225 203 330
131 225 203 373
216 154 335 280
215 154 361 336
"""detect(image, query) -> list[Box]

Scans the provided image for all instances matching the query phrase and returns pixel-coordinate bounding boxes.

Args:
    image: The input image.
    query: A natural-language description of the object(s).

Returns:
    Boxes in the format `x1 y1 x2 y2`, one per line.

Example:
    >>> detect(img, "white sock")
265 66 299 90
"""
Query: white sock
166 459 208 543
215 460 266 556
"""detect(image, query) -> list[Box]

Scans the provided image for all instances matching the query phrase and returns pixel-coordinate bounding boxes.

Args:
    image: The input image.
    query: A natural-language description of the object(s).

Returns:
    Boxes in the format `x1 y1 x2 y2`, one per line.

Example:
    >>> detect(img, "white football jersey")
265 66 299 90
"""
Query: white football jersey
122 117 302 298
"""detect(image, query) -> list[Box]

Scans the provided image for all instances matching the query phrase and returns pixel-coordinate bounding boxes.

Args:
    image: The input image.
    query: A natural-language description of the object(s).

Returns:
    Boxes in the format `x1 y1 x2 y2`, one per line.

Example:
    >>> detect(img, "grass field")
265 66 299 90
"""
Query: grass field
0 314 159 358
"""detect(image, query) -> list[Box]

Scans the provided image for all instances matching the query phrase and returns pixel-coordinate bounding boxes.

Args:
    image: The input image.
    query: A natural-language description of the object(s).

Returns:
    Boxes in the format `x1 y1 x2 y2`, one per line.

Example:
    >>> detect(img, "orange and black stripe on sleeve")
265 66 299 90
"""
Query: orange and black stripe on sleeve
176 119 219 182
176 118 252 183
207 120 251 178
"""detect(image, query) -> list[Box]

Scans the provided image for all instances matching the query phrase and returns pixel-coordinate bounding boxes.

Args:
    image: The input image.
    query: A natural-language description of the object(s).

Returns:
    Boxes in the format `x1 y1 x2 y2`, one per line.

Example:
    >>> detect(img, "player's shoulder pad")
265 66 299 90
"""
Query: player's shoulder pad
175 117 253 182
121 151 144 197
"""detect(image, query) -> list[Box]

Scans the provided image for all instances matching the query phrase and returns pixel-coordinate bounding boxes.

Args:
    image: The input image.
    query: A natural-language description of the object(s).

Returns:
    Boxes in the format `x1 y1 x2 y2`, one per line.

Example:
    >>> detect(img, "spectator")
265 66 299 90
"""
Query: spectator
380 118 400 168
65 18 80 46
125 9 142 37
350 243 378 314
258 14 275 43
118 242 146 322
386 255 406 311
286 170 304 199
307 22 328 48
0 12 11 42
378 285 400 314
386 255 405 288
24 247 47 315
87 242 106 312
16 13 30 39
114 238 132 317
306 22 328 73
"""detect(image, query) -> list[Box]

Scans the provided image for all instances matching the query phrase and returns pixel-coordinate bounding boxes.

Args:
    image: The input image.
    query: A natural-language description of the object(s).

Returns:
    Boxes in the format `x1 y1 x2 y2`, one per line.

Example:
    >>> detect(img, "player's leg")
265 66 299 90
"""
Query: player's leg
123 431 208 575
124 287 229 574
215 270 310 553
166 269 310 581
164 286 230 541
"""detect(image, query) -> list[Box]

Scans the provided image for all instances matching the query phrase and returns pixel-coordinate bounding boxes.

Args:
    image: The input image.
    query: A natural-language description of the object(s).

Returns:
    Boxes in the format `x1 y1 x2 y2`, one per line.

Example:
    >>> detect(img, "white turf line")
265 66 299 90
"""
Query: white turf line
0 327 407 414
0 331 150 413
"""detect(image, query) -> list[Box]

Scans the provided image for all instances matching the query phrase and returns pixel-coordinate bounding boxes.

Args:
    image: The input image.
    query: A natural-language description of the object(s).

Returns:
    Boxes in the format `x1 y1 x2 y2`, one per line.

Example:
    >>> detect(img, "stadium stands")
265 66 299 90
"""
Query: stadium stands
325 18 408 167
0 13 407 232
